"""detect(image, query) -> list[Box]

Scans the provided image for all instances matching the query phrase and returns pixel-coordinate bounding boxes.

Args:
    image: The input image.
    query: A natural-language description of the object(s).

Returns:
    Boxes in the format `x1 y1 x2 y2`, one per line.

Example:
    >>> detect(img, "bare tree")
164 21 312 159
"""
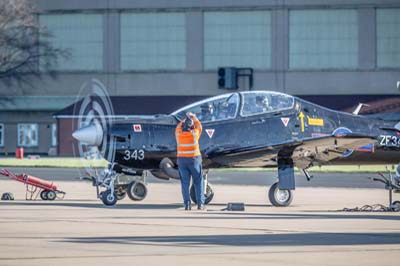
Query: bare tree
0 0 69 86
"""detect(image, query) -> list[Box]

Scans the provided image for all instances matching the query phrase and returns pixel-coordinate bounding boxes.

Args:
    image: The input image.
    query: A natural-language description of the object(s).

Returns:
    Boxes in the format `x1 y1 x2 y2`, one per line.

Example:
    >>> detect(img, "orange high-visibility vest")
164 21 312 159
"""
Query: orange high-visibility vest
175 117 202 157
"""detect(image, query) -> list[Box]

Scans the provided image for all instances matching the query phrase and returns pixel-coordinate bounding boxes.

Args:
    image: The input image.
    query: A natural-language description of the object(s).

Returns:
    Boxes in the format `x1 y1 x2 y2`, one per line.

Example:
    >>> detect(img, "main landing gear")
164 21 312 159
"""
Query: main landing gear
267 162 296 207
189 172 214 205
268 182 293 207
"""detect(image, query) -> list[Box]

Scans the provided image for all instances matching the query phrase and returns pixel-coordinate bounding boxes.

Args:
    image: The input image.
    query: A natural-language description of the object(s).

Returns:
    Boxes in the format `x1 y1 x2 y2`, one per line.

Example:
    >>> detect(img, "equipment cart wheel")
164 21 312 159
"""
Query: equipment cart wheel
268 182 293 207
101 189 117 206
190 183 214 205
127 181 147 201
46 190 57 201
40 190 48 200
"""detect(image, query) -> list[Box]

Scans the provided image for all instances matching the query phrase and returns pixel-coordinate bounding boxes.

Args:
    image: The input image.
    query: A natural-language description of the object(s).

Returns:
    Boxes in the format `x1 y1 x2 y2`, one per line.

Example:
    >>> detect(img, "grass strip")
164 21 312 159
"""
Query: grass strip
0 158 396 173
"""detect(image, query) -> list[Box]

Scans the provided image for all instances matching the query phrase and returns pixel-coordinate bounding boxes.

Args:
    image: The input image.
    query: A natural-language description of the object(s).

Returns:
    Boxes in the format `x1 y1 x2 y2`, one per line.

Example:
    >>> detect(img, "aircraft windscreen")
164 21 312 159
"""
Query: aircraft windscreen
241 91 294 116
173 93 239 122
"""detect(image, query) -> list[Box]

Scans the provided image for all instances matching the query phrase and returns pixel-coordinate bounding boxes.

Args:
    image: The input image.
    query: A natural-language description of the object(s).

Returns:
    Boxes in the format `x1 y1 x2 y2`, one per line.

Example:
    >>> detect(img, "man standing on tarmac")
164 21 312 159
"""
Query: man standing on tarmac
175 112 205 210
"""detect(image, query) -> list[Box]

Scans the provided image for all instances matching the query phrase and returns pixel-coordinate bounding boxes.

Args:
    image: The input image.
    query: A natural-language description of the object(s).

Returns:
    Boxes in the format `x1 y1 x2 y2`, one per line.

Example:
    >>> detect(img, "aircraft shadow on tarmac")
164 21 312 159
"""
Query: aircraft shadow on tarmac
60 232 400 247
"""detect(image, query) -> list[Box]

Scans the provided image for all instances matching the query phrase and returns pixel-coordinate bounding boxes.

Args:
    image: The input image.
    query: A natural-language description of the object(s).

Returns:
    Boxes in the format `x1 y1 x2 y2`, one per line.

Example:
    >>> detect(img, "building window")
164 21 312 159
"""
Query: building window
204 11 271 70
289 9 358 69
0 124 4 147
39 14 103 71
377 9 400 68
51 123 57 146
18 124 38 147
121 12 186 70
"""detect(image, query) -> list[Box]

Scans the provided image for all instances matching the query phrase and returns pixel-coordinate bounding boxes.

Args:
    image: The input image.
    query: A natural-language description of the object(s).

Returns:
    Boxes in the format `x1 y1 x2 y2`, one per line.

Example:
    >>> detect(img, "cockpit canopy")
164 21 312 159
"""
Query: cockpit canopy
172 93 240 122
240 91 294 116
171 91 294 122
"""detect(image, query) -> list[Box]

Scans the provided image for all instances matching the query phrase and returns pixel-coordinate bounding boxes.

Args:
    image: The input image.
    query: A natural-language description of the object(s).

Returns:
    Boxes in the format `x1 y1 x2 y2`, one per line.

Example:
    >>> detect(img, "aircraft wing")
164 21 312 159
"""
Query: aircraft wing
290 134 376 169
205 134 376 168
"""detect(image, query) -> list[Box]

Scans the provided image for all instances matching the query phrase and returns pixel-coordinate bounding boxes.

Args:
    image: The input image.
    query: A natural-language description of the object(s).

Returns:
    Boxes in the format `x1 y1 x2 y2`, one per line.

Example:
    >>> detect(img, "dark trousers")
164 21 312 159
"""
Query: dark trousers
177 156 204 206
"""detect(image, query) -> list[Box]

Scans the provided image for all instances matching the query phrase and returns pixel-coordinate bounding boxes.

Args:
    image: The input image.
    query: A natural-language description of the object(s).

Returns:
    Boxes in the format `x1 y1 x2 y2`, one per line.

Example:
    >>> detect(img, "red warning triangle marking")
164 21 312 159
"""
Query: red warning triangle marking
205 129 215 138
281 117 290 127
133 124 142 132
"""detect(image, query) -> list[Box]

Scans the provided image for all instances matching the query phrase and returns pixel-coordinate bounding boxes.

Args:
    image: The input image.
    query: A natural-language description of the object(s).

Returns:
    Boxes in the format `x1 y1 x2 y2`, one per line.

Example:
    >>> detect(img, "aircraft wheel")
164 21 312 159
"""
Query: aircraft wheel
268 182 293 207
127 181 147 201
46 191 57 201
101 189 118 206
40 190 48 200
393 201 400 210
190 183 214 205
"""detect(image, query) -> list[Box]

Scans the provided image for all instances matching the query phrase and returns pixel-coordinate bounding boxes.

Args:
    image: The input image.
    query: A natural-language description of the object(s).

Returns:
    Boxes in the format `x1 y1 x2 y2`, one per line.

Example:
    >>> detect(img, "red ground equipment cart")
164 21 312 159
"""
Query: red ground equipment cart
0 168 65 200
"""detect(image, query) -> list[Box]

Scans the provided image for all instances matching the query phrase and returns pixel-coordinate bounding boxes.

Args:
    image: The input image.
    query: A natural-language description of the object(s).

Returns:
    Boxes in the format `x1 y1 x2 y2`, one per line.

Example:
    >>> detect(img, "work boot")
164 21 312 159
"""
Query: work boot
197 204 206 210
184 201 191 211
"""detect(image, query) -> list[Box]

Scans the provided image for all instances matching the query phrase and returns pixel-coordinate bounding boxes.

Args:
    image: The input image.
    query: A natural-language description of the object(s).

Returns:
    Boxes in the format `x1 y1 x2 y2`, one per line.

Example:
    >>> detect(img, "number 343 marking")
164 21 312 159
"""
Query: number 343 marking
123 149 145 160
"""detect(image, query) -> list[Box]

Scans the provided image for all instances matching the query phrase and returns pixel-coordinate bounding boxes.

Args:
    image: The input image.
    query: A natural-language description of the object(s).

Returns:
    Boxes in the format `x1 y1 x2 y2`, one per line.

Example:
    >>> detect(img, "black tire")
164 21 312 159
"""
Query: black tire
46 191 57 201
101 189 118 206
127 181 147 201
393 201 400 209
40 190 48 200
190 183 214 205
1 192 14 200
268 182 293 207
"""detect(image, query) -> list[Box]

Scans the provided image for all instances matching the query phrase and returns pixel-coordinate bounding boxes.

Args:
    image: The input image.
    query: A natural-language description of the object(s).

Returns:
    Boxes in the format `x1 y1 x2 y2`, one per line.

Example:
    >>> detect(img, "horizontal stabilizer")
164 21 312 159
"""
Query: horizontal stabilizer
380 126 400 132
367 112 400 122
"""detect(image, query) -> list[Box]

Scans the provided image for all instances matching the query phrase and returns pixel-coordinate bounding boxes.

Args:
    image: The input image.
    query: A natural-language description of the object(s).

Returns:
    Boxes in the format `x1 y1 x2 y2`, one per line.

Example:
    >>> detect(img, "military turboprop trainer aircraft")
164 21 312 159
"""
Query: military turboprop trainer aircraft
72 90 400 206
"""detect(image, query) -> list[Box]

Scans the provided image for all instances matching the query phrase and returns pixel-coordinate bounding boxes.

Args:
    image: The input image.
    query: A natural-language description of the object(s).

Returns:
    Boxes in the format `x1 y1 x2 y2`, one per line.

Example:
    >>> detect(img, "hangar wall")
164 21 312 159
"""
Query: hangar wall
3 0 400 97
0 0 399 155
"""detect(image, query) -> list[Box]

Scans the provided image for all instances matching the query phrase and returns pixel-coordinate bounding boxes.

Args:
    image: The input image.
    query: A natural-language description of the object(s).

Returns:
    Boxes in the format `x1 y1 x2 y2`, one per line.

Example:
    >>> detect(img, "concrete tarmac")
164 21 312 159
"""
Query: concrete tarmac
0 179 400 266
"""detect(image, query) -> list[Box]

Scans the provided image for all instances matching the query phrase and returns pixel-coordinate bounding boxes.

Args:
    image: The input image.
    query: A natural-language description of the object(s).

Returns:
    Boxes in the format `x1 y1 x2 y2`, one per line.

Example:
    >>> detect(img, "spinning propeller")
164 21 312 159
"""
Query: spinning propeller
72 79 116 177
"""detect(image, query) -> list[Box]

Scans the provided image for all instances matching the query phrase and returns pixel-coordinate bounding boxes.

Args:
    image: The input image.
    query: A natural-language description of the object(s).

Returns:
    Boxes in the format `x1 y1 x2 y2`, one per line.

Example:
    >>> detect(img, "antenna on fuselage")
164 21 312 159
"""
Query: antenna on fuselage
353 103 370 115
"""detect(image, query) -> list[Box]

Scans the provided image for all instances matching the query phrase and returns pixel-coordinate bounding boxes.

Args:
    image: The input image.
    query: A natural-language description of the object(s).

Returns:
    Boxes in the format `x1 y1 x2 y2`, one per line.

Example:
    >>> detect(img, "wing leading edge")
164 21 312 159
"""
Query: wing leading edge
291 134 375 169
206 134 376 168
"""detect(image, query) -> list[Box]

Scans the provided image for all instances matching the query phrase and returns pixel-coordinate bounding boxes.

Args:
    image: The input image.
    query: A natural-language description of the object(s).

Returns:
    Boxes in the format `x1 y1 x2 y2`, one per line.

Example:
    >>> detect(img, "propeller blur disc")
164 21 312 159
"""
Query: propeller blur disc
72 79 115 175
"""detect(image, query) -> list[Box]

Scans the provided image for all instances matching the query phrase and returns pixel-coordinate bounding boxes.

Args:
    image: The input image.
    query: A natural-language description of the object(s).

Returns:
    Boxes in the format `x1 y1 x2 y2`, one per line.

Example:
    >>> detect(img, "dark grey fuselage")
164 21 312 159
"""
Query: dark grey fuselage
111 95 399 171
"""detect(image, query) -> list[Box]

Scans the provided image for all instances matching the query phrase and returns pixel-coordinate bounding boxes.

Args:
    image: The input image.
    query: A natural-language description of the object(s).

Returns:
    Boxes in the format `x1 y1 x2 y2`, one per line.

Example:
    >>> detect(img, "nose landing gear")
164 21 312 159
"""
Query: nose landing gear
189 173 214 205
100 189 117 206
85 163 148 206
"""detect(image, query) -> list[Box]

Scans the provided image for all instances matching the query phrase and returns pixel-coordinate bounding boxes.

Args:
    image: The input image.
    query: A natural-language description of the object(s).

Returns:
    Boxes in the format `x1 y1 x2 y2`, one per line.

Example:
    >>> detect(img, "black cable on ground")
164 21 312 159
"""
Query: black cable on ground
341 204 400 212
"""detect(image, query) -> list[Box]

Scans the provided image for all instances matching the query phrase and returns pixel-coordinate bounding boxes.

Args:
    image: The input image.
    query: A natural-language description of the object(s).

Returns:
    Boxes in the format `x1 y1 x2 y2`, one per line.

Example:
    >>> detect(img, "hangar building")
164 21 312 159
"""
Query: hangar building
0 0 399 156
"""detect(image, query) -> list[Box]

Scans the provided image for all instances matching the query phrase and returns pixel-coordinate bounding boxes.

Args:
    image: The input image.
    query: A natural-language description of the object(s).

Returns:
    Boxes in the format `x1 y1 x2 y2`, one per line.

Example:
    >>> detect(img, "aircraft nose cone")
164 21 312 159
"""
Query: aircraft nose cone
72 123 103 146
